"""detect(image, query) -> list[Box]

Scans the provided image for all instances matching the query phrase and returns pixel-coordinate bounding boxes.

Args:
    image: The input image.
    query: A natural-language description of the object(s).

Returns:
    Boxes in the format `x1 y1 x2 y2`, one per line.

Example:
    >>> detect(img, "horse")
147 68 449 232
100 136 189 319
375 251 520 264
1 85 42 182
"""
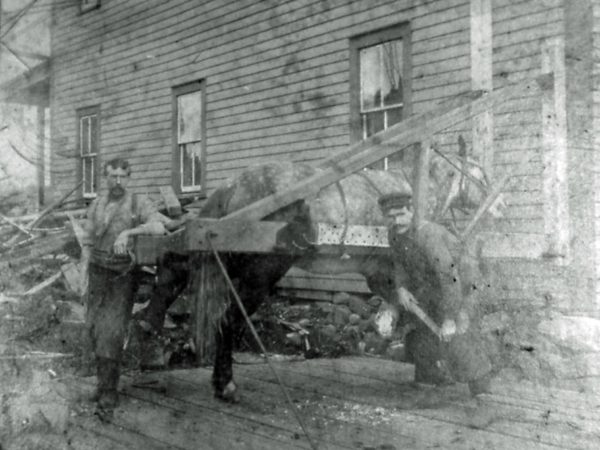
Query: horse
194 161 408 401
150 153 501 401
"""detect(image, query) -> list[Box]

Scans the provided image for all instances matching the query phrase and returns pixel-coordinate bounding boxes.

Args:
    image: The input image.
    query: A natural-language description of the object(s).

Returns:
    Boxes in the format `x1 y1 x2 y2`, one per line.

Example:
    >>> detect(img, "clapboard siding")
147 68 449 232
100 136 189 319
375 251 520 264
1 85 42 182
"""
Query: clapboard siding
484 0 563 240
54 0 467 94
49 0 575 300
593 0 600 300
51 0 477 196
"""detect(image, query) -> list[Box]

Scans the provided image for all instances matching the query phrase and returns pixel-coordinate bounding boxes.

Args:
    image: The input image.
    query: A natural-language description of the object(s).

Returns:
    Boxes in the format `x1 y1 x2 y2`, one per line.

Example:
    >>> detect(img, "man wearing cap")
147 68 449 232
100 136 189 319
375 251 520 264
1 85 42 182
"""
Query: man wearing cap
81 157 167 421
378 191 493 400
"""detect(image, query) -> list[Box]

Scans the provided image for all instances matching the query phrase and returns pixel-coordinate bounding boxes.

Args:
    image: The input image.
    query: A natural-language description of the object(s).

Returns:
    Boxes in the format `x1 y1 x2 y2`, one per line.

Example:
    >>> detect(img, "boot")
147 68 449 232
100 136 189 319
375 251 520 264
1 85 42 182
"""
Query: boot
140 332 166 371
468 373 492 396
95 357 120 422
465 373 495 429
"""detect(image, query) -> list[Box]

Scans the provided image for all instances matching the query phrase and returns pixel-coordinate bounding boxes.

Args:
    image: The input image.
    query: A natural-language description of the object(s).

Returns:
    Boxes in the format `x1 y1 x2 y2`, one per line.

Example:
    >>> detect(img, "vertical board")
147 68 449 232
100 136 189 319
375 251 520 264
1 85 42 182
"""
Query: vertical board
540 37 569 262
470 0 494 177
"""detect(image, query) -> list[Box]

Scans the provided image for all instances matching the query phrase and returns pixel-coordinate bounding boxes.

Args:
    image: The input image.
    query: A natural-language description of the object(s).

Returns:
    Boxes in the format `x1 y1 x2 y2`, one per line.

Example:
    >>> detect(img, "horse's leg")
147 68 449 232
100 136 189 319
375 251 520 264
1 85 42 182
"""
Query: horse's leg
212 254 296 403
212 304 239 402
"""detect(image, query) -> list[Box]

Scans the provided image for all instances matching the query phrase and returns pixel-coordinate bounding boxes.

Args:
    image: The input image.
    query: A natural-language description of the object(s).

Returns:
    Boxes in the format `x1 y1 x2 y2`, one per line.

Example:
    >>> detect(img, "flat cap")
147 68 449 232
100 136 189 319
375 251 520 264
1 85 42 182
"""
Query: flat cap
378 191 412 211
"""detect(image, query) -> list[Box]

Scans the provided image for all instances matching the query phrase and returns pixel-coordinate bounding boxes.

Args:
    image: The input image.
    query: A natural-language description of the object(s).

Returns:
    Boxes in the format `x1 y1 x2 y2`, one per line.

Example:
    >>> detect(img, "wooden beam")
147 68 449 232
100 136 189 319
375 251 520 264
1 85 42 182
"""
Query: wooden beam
412 140 432 239
159 185 182 217
224 77 545 223
134 229 186 265
36 104 45 206
470 0 494 177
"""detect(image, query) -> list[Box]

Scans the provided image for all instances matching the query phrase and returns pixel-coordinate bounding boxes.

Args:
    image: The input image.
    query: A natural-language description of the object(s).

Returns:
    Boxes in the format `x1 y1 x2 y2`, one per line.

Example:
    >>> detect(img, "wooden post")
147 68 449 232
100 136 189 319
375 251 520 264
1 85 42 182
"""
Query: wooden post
412 140 431 239
541 38 569 262
470 0 494 177
37 105 46 207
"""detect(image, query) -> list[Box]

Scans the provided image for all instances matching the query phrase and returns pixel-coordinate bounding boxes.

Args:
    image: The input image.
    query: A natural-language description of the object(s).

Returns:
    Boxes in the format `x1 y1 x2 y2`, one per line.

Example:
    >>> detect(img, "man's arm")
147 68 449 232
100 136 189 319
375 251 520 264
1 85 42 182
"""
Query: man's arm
113 195 166 255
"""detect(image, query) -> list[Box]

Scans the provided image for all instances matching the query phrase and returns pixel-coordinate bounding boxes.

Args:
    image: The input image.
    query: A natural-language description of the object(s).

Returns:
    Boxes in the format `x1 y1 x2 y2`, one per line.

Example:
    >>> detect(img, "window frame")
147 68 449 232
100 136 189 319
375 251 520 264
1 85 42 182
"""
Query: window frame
76 105 100 199
171 80 207 196
349 23 412 163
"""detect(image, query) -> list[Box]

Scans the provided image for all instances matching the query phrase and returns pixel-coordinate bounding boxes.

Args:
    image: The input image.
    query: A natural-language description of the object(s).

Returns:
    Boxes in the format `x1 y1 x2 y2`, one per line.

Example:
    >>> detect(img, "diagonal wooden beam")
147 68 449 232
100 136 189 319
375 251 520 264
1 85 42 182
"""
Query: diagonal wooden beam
222 76 549 222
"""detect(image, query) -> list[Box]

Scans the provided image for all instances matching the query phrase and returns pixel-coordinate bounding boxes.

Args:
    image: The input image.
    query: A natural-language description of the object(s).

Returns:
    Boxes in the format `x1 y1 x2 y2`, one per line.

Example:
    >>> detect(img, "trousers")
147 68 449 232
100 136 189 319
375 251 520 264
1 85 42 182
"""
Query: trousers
86 263 137 361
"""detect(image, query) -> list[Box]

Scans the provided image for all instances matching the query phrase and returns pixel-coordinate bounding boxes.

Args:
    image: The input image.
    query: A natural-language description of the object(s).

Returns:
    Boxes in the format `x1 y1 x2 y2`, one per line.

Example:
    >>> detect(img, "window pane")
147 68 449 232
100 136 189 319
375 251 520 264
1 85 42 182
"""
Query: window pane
181 144 193 187
193 143 202 186
178 91 202 144
363 111 384 138
80 117 90 155
83 157 94 194
381 40 403 107
180 142 202 189
386 107 403 128
90 114 98 154
360 46 381 111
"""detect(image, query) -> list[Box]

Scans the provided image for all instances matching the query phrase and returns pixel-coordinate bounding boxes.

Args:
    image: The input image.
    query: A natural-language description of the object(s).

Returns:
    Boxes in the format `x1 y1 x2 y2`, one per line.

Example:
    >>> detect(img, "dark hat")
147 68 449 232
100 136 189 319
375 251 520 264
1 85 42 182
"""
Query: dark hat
378 191 412 211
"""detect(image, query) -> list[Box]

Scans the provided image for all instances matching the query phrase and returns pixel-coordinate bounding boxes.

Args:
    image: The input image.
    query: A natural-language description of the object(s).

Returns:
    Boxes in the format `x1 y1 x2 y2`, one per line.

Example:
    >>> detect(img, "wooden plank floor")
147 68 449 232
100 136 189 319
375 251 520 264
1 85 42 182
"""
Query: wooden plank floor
63 356 600 450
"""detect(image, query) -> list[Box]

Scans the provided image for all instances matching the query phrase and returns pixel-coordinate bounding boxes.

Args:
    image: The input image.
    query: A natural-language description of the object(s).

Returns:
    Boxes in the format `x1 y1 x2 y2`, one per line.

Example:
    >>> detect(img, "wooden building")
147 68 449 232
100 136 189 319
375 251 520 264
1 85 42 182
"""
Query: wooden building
40 0 600 388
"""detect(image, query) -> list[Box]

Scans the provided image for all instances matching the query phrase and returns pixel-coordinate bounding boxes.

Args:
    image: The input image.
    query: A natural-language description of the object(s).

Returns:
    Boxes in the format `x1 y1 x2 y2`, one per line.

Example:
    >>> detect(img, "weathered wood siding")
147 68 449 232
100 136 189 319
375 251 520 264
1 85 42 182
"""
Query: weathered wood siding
50 0 475 196
49 0 596 310
49 0 563 232
593 0 600 308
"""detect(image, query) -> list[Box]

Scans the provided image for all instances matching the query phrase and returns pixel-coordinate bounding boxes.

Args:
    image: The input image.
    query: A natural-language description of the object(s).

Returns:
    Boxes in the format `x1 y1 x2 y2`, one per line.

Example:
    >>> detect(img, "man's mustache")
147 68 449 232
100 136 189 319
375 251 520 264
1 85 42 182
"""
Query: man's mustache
110 185 125 197
390 222 411 234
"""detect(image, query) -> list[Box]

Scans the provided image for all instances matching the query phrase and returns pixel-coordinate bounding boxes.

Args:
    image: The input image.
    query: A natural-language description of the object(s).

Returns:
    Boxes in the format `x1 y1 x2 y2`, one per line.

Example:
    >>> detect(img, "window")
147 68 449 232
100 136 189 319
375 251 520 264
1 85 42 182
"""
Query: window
81 0 100 13
350 24 411 169
172 81 206 194
77 106 100 198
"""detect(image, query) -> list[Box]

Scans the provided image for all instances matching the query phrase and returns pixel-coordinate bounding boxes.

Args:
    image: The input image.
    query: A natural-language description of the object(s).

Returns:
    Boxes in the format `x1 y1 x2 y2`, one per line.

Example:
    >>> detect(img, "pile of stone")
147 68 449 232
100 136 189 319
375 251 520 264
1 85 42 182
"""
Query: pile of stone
242 292 405 361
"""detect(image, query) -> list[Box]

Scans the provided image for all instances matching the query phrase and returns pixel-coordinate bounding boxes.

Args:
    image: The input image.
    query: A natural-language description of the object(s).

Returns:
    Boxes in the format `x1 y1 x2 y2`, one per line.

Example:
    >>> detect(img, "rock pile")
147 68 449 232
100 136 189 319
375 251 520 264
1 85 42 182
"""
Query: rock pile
237 292 405 361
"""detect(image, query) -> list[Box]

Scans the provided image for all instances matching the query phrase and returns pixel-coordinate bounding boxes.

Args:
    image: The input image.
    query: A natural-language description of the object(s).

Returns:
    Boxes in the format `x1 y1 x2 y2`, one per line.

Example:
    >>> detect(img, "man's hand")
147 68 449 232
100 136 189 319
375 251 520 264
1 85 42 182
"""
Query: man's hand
396 287 418 311
113 230 130 255
440 319 457 342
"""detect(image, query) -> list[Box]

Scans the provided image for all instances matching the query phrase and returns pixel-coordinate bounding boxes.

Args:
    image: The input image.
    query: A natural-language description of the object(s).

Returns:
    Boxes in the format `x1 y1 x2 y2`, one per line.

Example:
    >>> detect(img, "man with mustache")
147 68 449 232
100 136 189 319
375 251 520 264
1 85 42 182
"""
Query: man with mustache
379 191 493 420
81 157 166 421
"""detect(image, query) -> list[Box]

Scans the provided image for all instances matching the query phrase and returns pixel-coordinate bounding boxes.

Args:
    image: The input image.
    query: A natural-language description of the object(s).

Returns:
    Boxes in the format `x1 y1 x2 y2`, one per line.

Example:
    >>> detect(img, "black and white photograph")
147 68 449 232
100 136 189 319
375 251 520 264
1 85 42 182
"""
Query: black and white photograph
1 0 599 448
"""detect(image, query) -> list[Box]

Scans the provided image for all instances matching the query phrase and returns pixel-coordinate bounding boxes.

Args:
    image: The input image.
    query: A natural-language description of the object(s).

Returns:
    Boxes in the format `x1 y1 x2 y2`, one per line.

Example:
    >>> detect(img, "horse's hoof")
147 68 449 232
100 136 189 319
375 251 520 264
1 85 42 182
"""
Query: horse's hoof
216 380 239 403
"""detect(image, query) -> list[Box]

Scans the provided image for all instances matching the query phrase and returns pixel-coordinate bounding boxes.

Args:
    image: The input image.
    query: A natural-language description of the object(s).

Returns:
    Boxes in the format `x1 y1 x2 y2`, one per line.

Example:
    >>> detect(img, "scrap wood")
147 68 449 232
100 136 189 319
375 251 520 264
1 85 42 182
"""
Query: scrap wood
61 261 84 295
26 180 84 231
3 228 73 263
0 212 34 237
159 185 182 217
12 207 87 224
276 317 310 335
19 270 62 296
66 212 86 249
0 292 19 304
